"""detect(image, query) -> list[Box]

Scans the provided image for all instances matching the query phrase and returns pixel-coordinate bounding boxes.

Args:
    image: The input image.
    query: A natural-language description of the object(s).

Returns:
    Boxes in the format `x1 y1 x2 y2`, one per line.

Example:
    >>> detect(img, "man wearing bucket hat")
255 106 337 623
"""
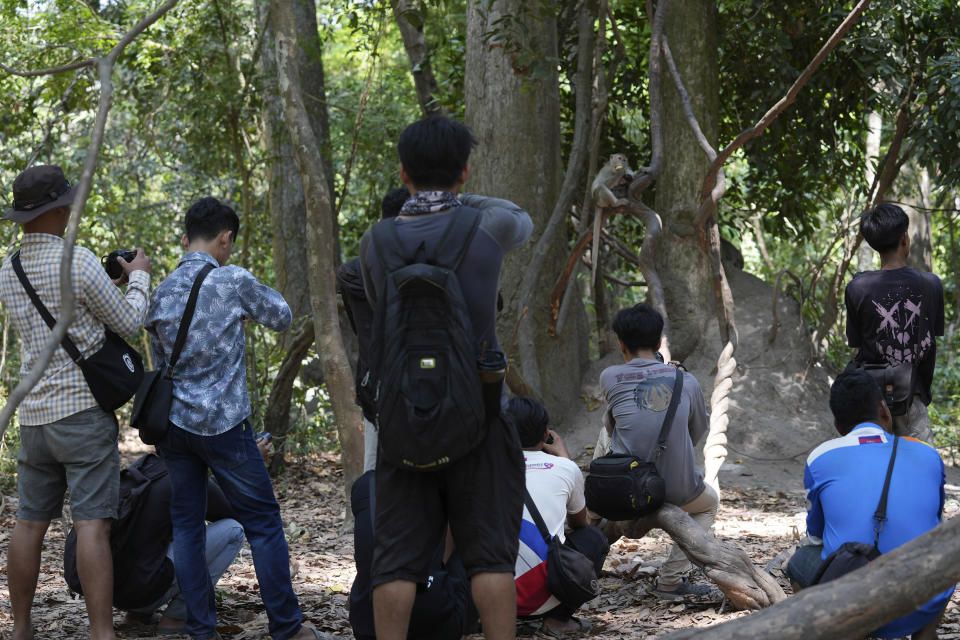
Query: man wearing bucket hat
0 164 152 640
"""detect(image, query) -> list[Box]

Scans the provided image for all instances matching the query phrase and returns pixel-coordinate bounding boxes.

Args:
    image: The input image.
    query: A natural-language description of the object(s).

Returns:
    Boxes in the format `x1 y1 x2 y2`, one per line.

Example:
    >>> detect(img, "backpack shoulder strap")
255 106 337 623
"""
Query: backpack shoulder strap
649 368 685 462
369 219 409 274
434 207 482 270
11 251 85 364
169 263 214 370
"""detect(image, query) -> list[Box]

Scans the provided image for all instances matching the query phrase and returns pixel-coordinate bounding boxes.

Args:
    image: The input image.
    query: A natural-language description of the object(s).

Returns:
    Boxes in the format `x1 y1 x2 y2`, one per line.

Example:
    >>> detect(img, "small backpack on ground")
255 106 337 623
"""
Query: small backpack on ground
368 207 486 471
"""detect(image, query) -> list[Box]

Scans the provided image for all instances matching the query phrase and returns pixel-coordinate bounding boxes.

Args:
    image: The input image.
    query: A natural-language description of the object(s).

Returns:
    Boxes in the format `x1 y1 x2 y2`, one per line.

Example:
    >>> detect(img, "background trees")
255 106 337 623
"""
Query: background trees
1 0 959 486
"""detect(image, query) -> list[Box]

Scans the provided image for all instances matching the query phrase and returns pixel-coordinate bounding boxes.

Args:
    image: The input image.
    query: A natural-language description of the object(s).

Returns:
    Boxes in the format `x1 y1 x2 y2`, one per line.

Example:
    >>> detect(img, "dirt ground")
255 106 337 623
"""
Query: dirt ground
3 265 960 638
2 436 960 640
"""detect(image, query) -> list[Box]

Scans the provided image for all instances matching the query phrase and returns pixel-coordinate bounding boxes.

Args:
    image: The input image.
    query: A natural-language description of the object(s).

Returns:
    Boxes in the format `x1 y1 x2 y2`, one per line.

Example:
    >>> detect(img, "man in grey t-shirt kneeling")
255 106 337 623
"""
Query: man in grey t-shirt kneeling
596 303 718 600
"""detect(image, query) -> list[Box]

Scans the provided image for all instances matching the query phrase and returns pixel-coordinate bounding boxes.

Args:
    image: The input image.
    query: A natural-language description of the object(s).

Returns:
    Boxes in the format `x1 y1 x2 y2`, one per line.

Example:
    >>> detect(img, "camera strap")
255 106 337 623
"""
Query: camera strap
12 251 87 364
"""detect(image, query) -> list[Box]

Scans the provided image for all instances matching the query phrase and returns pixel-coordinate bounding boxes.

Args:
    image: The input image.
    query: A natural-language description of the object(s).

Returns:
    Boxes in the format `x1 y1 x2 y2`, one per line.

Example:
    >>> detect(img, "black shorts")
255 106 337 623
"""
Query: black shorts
371 416 524 587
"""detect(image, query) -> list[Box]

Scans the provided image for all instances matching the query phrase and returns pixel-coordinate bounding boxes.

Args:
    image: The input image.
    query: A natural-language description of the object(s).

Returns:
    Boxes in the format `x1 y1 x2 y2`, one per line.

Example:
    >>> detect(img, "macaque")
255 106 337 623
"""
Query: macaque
590 153 633 285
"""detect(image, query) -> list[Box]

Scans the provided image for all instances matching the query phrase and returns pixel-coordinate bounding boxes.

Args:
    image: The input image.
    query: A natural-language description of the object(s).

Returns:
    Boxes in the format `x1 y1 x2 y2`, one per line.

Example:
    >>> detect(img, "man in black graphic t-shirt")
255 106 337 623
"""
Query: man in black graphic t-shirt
845 203 944 443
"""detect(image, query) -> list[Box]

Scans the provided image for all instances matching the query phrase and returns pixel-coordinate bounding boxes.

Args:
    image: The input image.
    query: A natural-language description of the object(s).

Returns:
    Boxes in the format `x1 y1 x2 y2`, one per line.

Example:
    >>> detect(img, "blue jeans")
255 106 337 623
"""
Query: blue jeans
130 518 246 620
785 544 823 589
158 421 303 640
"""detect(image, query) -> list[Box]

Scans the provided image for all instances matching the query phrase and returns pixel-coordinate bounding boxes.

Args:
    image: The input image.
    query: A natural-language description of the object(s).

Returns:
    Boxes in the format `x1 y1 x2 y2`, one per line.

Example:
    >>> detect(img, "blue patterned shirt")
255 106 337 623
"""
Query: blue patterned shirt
145 252 292 435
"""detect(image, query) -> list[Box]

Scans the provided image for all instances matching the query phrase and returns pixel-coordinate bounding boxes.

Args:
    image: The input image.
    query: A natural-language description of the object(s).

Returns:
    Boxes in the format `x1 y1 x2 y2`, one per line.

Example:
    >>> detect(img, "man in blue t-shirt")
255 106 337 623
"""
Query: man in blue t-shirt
786 369 953 639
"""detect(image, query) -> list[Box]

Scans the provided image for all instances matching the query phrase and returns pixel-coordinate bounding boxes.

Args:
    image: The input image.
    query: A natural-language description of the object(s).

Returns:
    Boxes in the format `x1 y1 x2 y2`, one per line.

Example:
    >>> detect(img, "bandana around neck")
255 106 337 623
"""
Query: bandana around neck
399 190 461 216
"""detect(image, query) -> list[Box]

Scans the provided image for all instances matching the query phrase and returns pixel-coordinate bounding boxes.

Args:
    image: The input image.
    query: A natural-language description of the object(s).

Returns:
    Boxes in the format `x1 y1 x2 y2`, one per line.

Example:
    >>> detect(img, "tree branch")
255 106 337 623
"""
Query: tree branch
661 514 960 639
0 59 95 77
0 0 180 440
693 0 873 229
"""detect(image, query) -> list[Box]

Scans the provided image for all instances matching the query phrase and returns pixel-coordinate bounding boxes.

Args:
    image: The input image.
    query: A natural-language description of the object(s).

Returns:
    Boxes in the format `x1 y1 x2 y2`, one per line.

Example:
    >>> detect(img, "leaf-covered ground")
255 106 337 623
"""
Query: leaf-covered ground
2 445 960 639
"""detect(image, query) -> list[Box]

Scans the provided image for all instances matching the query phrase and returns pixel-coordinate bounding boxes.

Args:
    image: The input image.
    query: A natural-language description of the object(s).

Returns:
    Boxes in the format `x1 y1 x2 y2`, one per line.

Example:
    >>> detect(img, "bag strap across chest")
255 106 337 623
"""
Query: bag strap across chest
168 263 215 371
649 368 685 462
523 486 555 546
12 251 88 365
871 434 899 548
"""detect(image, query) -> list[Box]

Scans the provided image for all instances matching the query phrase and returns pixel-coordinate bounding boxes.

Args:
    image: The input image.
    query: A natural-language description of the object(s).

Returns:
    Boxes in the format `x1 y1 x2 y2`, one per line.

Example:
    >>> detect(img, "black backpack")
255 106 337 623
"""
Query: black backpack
63 453 173 609
369 207 486 471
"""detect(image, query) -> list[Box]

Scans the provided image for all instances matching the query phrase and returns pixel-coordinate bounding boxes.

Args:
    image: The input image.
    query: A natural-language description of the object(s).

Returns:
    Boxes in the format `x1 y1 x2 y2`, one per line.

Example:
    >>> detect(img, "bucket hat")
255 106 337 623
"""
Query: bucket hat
3 164 75 223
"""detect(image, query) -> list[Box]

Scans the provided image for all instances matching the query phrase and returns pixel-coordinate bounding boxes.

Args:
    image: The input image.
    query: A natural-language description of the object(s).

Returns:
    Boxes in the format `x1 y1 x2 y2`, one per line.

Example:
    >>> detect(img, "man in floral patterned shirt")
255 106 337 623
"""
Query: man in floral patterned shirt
146 197 325 640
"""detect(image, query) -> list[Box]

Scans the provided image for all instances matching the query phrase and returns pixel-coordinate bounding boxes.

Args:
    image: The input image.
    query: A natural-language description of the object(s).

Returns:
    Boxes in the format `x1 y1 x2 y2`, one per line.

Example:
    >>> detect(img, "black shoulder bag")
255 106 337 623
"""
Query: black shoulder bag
812 434 899 584
523 488 599 609
12 251 144 412
585 368 684 521
131 264 214 444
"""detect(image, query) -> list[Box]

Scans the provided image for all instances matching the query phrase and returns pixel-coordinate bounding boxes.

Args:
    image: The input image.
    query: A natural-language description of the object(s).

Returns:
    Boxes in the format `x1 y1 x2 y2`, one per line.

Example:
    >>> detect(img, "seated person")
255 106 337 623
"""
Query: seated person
349 471 478 640
786 369 953 639
595 303 718 600
509 397 609 636
64 452 245 635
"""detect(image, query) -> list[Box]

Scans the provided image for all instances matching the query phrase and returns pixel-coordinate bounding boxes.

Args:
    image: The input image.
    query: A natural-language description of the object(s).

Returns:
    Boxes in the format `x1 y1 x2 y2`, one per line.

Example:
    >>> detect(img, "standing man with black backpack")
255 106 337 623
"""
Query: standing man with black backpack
845 203 944 444
359 116 533 640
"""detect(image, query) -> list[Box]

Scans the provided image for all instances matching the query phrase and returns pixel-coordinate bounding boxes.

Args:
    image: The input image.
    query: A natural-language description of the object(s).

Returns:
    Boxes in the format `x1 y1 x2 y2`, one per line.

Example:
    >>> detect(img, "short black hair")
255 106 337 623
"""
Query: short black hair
611 303 663 353
830 369 883 435
860 203 908 253
507 397 550 448
185 197 239 243
397 116 476 189
381 187 410 219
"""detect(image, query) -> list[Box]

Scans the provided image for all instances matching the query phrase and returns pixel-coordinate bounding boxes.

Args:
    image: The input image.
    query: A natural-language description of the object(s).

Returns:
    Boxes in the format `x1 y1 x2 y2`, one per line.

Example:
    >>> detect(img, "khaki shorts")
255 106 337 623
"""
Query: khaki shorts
17 406 119 521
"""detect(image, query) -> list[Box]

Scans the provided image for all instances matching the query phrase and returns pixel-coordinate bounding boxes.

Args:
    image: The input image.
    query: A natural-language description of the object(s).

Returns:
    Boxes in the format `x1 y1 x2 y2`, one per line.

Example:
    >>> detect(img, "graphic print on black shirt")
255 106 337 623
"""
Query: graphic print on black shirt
844 266 944 405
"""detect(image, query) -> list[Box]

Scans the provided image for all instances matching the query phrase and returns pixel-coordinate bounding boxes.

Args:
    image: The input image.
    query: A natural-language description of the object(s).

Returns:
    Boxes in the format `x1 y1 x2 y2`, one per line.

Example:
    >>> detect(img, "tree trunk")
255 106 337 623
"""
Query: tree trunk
906 166 933 272
271 0 364 497
393 0 444 117
602 504 786 611
857 108 882 271
259 0 335 319
660 515 960 640
464 0 588 413
259 0 342 463
654 0 719 361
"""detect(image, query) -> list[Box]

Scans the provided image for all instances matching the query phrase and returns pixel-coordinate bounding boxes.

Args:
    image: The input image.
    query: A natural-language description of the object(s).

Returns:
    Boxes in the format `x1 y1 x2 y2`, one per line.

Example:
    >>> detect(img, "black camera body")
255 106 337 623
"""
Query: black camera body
101 249 137 279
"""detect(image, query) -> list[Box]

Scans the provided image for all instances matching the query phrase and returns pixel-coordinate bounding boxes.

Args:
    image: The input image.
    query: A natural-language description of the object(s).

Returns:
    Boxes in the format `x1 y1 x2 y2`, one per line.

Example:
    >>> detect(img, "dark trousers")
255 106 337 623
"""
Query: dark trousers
545 525 610 620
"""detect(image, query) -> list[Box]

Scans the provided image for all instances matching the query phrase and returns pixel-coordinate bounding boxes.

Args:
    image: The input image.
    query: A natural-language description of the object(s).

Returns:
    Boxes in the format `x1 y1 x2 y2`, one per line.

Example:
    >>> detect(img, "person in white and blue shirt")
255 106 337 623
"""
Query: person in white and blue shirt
786 369 952 639
146 197 328 640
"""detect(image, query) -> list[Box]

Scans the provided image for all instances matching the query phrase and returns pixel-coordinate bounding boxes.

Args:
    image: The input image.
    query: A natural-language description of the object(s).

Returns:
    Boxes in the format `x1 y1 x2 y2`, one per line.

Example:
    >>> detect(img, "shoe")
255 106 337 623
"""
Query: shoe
652 577 722 601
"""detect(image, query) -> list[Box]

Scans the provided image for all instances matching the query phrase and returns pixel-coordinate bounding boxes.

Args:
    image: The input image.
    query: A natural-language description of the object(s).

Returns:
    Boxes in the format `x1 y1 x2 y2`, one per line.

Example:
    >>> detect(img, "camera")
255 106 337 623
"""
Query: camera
101 249 137 279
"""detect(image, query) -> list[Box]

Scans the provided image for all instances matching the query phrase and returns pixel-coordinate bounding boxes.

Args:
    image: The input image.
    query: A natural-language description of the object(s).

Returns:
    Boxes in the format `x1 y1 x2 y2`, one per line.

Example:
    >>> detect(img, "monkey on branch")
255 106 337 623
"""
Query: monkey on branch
589 153 633 286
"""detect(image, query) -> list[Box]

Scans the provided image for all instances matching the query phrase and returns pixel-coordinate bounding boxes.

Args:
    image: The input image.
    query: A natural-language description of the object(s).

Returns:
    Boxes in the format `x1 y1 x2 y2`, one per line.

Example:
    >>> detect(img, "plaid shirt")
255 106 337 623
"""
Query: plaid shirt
146 252 292 436
0 233 151 426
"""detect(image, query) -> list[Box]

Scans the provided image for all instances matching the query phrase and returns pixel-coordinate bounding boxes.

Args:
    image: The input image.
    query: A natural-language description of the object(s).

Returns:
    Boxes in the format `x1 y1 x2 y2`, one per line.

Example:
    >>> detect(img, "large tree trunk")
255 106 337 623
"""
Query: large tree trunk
654 0 719 361
259 0 343 468
660 515 960 640
271 0 364 497
464 0 588 414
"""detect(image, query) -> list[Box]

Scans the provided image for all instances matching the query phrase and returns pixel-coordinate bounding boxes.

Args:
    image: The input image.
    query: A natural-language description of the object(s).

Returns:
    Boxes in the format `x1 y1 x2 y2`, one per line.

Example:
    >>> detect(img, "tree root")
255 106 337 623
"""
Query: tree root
602 504 786 610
